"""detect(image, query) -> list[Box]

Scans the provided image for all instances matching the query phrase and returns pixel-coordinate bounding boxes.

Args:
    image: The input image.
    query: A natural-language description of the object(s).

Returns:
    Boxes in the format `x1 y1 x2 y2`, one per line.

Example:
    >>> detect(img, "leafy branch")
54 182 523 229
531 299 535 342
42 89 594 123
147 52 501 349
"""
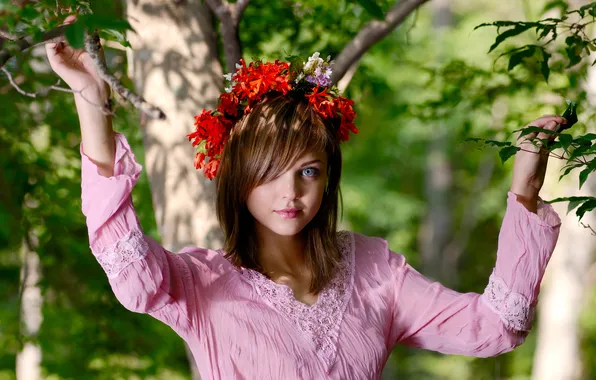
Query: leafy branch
0 8 165 119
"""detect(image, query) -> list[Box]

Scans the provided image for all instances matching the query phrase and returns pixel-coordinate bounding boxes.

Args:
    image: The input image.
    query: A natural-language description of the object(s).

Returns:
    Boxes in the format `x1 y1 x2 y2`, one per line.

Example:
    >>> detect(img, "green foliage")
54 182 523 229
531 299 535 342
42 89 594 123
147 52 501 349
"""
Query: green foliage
474 1 596 223
2 0 596 379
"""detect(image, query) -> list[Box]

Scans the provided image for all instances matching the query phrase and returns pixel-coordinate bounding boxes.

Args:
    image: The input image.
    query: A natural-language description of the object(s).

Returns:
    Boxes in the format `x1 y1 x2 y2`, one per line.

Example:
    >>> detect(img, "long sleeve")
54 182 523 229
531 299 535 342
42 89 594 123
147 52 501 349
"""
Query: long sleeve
388 191 561 357
81 132 206 338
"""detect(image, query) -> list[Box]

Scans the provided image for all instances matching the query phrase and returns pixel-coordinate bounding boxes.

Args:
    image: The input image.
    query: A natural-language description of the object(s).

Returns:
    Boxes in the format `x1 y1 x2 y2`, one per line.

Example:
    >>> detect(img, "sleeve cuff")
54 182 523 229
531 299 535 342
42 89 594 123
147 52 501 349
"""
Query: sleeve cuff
507 191 561 228
81 133 143 242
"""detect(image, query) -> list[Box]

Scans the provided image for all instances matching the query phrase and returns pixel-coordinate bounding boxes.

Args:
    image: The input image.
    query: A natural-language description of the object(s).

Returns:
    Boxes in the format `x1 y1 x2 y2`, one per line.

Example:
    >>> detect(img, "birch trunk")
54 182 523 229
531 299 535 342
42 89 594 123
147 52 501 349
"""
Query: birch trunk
16 232 42 380
125 1 224 377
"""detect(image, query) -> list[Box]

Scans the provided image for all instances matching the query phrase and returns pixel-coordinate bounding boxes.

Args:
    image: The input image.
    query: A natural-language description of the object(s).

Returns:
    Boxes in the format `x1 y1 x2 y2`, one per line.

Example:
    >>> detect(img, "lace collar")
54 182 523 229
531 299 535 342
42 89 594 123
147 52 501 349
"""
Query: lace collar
240 230 355 372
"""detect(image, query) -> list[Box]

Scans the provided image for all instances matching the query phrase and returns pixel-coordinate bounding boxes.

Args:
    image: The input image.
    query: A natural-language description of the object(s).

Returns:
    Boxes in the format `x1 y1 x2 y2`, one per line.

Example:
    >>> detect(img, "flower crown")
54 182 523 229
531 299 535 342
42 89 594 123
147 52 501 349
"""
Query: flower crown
187 53 359 180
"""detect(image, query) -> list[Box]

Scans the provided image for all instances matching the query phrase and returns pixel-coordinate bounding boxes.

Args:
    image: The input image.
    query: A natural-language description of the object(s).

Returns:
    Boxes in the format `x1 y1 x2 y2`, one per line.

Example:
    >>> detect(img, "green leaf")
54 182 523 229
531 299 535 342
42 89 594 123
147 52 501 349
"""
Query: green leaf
560 99 578 131
64 21 85 49
565 36 584 68
80 14 134 32
354 0 384 19
567 198 584 214
489 24 533 53
579 167 592 189
98 29 132 48
576 199 596 221
559 133 573 149
508 46 536 71
499 146 520 163
516 125 556 138
540 49 551 82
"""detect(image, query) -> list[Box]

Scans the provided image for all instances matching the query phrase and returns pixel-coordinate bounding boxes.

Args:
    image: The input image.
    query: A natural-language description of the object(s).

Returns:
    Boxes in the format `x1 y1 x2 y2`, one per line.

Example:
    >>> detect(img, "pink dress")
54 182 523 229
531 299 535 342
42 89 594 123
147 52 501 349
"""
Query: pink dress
81 133 562 380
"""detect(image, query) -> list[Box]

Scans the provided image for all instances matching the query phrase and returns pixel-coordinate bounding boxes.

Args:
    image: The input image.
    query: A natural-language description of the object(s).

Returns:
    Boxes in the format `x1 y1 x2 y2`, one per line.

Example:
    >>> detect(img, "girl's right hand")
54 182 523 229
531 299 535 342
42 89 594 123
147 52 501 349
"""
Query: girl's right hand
45 15 109 100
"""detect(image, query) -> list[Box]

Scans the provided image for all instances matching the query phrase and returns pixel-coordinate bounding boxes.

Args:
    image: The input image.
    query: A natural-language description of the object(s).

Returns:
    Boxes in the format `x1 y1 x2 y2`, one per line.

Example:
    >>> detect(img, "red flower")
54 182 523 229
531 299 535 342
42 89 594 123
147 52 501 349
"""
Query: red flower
203 159 220 180
218 92 239 117
190 57 358 180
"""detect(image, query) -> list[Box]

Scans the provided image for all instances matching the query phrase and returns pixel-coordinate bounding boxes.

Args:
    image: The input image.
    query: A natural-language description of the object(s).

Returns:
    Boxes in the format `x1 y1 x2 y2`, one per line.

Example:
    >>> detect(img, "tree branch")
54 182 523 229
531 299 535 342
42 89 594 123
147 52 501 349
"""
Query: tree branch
0 26 166 119
232 0 251 23
1 66 116 114
204 0 245 73
331 0 431 85
84 33 165 119
0 24 68 68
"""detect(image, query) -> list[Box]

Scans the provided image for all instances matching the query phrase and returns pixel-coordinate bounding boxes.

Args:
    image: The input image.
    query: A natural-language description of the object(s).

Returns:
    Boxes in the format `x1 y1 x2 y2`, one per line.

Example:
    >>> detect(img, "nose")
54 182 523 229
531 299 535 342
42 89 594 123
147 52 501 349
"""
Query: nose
279 172 300 200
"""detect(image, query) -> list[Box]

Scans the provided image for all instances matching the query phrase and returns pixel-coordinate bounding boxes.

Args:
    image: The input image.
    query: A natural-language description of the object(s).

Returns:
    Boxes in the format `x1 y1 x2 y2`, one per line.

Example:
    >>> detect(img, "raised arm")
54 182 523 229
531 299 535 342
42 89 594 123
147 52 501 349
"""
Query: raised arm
45 16 206 339
387 191 561 357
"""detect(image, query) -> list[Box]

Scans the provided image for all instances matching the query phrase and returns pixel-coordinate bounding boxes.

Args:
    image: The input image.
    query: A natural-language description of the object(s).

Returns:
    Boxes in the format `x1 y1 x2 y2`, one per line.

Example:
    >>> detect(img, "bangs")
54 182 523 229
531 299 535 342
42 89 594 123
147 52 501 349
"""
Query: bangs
231 95 337 190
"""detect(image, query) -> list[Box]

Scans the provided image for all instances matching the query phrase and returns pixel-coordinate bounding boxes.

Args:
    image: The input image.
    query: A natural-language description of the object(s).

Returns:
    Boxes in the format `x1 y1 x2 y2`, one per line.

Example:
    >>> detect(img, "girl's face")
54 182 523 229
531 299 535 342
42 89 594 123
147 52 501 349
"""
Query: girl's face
246 150 328 238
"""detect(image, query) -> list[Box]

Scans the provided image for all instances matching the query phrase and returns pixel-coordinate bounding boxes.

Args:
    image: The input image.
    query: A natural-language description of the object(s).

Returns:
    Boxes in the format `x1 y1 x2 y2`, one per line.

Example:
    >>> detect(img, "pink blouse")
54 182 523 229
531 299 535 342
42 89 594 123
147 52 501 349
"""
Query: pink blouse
81 133 562 379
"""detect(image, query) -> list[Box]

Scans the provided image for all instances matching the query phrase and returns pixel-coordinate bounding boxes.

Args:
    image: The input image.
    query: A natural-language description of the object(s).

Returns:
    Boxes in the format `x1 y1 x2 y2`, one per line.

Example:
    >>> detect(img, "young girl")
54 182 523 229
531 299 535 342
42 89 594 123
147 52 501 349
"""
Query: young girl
46 18 564 379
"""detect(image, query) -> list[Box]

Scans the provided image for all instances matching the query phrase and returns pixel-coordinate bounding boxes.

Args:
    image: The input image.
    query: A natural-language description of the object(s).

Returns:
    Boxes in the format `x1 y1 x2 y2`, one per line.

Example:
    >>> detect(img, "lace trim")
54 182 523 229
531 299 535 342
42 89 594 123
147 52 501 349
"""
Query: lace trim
92 228 149 279
242 231 355 370
480 271 535 332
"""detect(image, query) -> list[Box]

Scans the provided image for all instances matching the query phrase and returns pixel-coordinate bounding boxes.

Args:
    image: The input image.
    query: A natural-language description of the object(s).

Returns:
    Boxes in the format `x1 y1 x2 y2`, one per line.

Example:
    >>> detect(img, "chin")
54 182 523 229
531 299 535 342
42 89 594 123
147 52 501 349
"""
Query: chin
264 222 307 237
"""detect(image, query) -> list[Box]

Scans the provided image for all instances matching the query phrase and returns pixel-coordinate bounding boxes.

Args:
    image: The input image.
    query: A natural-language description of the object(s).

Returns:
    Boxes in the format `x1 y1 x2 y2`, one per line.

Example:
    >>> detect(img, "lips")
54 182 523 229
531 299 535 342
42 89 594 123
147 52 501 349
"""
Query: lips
275 208 301 219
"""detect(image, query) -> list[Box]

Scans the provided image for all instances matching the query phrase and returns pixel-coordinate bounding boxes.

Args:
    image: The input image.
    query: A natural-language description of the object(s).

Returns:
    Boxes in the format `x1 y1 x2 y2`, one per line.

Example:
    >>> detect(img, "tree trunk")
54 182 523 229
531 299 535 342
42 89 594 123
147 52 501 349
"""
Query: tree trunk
16 231 42 380
125 0 224 378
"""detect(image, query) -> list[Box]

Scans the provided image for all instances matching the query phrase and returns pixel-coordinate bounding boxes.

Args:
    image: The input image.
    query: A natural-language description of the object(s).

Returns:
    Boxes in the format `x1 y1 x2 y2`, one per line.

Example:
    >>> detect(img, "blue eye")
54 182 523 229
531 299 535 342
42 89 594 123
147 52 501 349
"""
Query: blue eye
302 167 320 177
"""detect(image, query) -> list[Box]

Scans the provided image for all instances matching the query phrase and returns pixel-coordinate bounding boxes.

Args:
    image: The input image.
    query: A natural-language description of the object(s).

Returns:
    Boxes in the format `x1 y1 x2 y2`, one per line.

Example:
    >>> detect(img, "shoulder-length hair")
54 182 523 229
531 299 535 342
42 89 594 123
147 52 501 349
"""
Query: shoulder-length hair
215 95 343 294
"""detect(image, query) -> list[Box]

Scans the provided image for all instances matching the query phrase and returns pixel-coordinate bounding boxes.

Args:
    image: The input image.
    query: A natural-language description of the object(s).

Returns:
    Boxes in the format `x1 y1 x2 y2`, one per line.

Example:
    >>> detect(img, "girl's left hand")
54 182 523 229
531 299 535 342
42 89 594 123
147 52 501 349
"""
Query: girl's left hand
509 115 567 208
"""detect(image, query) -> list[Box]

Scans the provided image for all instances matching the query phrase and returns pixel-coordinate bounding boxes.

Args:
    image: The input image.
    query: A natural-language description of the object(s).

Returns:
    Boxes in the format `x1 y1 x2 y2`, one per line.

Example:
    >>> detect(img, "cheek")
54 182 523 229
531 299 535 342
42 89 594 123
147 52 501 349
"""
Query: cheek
246 187 269 215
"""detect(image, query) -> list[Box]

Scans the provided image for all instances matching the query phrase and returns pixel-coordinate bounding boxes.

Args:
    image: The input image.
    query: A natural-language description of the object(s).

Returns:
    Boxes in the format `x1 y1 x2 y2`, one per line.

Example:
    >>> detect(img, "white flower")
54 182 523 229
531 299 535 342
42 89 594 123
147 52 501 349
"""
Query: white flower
304 52 323 73
235 63 242 69
295 72 305 83
223 73 233 81
225 86 233 93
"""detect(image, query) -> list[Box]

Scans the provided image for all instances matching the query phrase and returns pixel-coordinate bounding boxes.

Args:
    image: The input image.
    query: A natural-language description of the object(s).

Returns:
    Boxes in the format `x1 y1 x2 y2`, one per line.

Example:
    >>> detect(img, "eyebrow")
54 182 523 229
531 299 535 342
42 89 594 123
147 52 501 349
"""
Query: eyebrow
299 159 323 167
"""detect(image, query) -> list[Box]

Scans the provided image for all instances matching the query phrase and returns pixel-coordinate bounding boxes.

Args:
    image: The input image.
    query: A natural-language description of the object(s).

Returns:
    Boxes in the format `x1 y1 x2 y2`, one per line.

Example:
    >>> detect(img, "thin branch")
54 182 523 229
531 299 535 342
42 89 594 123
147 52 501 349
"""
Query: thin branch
84 33 165 119
2 66 115 115
0 25 165 119
204 0 244 73
331 0 431 85
0 24 69 68
0 29 19 41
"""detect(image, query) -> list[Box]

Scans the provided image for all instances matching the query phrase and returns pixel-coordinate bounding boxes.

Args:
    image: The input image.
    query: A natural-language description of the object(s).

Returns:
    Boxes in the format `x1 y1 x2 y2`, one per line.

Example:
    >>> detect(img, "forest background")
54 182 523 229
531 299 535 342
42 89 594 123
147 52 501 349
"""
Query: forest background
2 0 596 379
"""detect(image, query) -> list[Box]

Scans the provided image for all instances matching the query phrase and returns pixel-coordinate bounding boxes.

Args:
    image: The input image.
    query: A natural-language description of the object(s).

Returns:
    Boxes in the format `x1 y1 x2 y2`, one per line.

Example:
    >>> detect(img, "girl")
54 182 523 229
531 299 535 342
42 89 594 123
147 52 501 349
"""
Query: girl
46 17 564 380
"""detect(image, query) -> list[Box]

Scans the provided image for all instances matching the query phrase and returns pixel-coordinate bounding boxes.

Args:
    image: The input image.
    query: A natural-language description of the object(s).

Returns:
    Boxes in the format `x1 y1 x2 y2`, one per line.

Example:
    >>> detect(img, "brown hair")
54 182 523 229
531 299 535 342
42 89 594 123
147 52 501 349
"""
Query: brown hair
215 95 343 294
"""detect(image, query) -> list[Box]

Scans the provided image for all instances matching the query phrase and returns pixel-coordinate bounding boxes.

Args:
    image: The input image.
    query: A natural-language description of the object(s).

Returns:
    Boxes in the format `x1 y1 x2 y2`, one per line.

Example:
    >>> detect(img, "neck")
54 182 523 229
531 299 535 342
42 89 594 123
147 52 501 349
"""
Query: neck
255 225 308 279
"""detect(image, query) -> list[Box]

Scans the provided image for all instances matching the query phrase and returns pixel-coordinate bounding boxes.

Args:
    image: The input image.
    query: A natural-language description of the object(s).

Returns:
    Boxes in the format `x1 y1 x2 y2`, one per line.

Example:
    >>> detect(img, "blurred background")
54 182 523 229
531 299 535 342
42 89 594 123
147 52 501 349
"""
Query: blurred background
2 0 596 378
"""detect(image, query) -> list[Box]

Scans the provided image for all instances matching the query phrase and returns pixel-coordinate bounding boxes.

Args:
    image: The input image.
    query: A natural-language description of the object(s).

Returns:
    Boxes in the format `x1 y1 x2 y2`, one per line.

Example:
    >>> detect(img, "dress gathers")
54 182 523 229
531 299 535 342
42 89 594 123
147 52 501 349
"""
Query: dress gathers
81 133 562 380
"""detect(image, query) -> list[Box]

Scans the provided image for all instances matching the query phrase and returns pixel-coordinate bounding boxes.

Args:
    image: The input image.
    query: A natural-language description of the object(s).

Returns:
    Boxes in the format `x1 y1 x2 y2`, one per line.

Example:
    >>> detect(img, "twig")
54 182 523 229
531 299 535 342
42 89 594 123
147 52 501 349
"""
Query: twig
84 32 165 119
0 29 19 41
2 66 115 115
331 0 431 85
0 24 166 119
0 24 69 68
580 221 596 236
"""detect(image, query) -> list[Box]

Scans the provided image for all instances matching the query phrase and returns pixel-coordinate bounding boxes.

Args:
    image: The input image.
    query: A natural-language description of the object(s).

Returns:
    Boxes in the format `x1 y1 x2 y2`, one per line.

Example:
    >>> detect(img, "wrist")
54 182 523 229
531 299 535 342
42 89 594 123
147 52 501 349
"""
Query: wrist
73 83 110 103
510 191 538 214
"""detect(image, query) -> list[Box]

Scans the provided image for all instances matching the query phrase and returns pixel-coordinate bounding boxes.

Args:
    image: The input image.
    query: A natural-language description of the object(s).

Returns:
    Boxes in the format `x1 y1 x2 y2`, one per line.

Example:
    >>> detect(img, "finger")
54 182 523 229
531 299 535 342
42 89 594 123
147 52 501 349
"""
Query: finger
63 15 77 24
45 15 77 52
527 115 567 128
536 120 559 140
